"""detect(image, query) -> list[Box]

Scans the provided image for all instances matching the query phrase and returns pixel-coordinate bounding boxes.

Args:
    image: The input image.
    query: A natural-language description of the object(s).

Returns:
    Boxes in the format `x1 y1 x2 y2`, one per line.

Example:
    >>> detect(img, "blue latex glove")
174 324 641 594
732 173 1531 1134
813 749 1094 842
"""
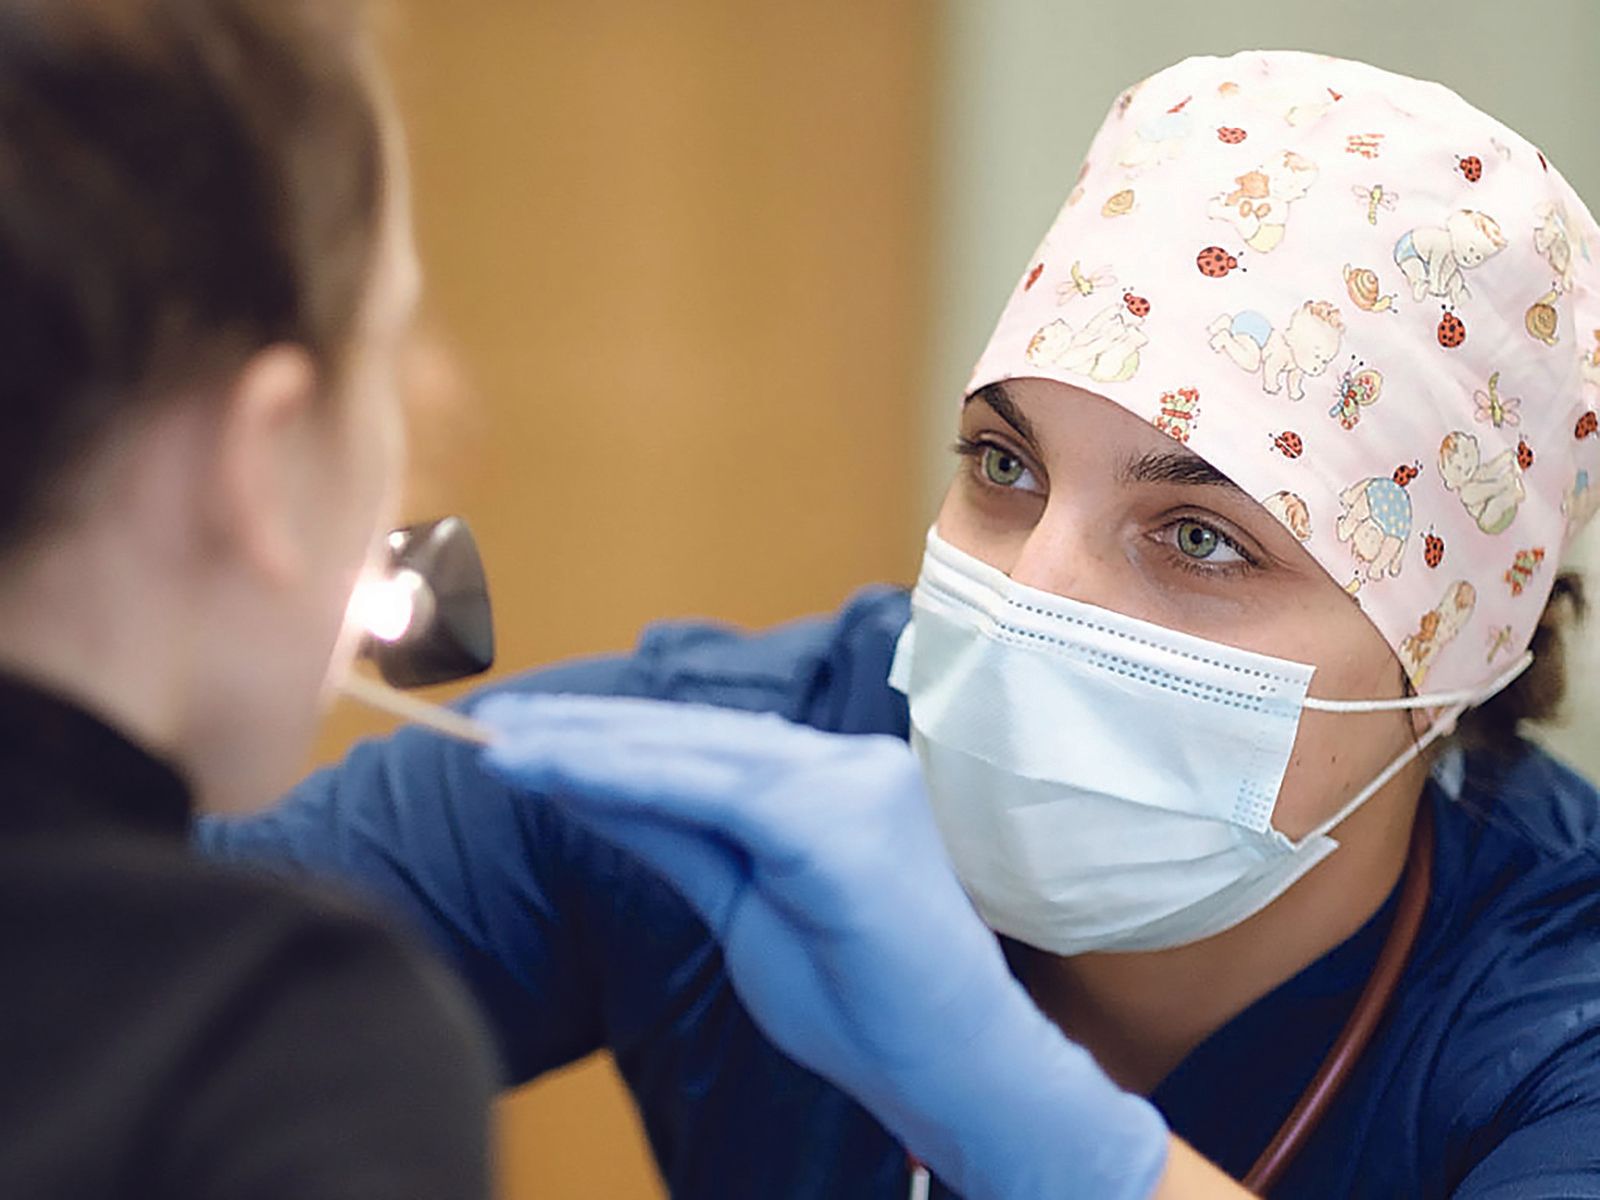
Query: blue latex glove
475 694 1169 1199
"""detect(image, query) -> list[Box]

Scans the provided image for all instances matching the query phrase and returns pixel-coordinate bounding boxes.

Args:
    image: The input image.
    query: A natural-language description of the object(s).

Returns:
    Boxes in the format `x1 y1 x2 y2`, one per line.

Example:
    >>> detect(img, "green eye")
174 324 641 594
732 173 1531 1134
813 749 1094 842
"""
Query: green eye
1175 519 1220 559
980 446 1027 487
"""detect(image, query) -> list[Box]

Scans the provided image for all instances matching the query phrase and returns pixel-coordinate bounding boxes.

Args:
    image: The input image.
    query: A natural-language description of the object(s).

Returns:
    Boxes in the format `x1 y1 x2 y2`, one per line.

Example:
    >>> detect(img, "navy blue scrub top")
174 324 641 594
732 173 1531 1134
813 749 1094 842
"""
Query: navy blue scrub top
199 587 1600 1198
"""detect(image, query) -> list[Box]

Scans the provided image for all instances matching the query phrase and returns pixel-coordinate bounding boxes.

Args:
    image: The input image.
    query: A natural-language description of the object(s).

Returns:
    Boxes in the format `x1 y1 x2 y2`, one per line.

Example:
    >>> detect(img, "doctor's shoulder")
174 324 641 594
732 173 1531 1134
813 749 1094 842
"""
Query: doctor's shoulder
490 584 911 733
1408 740 1600 1155
1411 579 1600 1060
624 584 912 732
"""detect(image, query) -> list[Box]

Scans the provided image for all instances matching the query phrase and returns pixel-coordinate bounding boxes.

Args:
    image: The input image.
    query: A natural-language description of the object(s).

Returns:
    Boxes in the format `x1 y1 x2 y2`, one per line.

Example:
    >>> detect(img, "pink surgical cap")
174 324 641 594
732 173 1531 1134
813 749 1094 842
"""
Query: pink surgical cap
968 50 1600 694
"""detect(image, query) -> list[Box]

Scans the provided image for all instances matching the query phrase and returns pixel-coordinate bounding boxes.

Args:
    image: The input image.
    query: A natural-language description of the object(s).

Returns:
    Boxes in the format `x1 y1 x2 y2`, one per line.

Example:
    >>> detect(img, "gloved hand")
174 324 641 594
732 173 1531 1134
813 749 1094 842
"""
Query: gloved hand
475 694 1169 1200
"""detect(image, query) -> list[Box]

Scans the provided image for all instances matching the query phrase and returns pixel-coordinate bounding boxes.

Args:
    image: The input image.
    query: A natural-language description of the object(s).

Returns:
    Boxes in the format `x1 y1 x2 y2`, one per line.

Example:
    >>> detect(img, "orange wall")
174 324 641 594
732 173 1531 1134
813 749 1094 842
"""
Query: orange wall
311 4 936 1196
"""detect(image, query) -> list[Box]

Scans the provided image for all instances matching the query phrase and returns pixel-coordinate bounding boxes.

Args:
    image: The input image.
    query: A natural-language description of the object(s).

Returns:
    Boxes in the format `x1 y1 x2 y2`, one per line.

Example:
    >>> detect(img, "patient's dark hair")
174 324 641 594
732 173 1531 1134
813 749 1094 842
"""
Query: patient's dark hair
0 0 384 549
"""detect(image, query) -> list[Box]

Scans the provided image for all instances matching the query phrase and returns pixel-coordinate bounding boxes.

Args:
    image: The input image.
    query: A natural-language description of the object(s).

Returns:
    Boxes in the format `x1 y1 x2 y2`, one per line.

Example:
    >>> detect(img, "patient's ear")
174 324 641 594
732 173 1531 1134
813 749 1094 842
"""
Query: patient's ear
205 344 322 587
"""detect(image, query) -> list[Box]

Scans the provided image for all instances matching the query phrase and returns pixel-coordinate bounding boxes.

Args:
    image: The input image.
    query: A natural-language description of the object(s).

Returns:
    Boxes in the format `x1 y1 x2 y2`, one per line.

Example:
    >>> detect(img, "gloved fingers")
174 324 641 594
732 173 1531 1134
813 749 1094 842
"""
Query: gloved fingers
478 726 834 885
476 694 935 907
482 721 750 800
476 694 897 841
476 694 825 769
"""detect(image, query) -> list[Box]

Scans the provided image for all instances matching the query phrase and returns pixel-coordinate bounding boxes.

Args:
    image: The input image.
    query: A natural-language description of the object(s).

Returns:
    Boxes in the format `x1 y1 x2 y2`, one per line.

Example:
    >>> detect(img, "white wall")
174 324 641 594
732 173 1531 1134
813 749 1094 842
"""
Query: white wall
925 0 1600 771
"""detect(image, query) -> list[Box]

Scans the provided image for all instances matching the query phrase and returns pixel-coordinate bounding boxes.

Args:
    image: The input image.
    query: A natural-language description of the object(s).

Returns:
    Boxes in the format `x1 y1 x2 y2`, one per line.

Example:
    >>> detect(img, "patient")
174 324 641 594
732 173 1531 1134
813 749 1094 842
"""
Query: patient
0 2 491 1194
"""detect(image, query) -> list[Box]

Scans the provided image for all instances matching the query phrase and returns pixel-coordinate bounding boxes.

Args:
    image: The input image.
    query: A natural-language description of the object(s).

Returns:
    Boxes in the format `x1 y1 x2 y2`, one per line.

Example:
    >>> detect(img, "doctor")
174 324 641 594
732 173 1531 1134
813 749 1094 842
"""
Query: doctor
206 52 1600 1197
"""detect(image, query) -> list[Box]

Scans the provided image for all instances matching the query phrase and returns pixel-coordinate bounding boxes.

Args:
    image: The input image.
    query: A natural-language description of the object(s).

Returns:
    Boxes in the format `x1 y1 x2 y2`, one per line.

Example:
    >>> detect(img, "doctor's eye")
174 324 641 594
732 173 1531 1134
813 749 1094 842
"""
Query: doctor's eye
981 446 1028 487
953 436 1042 494
1162 518 1252 572
1176 520 1223 558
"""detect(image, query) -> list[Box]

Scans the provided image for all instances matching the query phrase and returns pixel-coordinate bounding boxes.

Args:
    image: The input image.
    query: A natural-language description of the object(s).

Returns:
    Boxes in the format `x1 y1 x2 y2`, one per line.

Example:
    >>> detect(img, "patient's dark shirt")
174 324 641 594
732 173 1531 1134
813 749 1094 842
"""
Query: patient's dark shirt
0 675 493 1198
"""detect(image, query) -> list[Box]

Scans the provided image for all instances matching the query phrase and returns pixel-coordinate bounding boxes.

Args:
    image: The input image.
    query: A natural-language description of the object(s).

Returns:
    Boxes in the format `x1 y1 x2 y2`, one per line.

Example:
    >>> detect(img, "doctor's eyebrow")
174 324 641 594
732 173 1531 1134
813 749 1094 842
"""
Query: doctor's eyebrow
963 383 1038 446
1119 449 1247 493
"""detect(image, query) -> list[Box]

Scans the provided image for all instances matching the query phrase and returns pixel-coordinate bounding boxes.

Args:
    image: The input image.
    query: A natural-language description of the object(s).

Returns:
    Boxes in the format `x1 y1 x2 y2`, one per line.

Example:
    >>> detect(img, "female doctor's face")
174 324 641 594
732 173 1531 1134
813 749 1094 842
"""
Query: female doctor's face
935 378 1420 840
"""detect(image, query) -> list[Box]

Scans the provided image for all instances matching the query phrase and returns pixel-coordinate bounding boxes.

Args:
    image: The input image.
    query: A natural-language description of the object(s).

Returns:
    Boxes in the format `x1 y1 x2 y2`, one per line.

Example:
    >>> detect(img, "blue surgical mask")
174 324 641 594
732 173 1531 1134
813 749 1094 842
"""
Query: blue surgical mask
888 528 1529 956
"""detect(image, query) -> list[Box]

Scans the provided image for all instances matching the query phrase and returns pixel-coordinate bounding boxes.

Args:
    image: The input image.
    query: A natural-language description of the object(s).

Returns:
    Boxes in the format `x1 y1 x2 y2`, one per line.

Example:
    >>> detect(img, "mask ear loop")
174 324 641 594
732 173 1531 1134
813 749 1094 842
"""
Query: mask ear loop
1294 650 1533 845
1302 650 1533 713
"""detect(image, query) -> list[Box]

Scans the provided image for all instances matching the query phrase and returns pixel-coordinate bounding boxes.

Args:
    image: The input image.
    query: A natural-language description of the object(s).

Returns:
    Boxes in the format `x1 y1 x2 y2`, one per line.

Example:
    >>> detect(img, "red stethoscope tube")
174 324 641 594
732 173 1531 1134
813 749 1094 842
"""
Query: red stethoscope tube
1242 800 1434 1194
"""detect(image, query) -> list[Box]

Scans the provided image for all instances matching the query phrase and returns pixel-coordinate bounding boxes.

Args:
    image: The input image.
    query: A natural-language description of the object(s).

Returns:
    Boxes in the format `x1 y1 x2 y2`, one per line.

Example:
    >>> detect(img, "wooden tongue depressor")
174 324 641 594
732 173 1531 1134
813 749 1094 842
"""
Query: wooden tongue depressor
339 671 498 746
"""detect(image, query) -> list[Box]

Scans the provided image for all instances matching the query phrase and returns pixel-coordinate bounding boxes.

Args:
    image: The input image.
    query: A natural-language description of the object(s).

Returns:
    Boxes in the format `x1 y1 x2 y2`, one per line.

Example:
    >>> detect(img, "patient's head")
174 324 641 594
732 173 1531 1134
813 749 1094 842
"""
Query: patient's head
0 0 418 810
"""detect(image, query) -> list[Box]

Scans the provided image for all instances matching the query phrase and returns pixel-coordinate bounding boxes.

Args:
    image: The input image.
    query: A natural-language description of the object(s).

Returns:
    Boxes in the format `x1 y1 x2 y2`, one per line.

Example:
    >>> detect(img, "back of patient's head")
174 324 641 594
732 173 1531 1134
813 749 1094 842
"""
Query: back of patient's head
0 0 412 814
0 0 385 551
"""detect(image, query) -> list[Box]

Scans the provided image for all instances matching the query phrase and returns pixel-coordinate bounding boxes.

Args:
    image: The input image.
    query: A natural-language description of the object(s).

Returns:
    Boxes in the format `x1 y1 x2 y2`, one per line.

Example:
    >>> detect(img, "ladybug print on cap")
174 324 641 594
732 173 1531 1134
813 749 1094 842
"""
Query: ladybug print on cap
1197 246 1242 278
1393 461 1421 487
1457 154 1483 183
1272 430 1304 458
1423 530 1445 569
1438 308 1467 349
1217 126 1248 144
1577 410 1599 440
1024 263 1044 291
1516 438 1535 470
1123 291 1151 318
